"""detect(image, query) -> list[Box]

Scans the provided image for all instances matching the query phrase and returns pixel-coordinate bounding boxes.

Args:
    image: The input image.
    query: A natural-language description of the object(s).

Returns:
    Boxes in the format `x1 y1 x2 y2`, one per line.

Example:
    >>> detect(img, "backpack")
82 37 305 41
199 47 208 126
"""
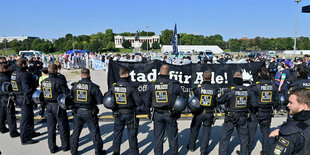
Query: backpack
287 69 298 85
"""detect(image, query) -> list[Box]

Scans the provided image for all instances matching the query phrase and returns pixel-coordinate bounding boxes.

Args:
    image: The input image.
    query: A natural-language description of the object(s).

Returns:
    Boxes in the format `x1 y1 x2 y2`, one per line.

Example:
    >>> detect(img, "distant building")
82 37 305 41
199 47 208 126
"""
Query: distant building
0 36 39 43
161 45 224 54
114 35 160 48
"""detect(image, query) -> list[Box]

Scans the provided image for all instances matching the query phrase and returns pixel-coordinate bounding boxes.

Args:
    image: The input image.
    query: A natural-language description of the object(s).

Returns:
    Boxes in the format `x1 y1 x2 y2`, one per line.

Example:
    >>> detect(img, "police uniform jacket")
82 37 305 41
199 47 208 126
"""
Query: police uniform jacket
11 67 36 101
193 81 219 112
269 110 310 155
251 77 278 109
41 73 69 103
71 78 103 109
216 78 257 113
109 77 142 112
0 72 10 97
288 78 310 92
144 75 184 111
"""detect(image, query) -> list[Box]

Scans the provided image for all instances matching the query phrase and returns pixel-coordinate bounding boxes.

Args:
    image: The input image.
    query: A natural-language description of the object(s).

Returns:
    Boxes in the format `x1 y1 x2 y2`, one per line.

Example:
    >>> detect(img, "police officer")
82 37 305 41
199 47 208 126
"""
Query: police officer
11 58 40 144
187 70 219 155
41 64 70 153
108 67 142 155
268 57 278 81
217 72 257 155
246 67 278 155
288 65 310 91
268 88 310 155
278 60 291 113
70 68 105 155
0 62 19 137
144 64 185 155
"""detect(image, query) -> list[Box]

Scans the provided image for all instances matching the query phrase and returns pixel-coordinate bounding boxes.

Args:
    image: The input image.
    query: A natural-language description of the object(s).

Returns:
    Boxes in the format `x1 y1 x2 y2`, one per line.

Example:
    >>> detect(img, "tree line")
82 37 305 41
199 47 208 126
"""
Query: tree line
1 28 310 54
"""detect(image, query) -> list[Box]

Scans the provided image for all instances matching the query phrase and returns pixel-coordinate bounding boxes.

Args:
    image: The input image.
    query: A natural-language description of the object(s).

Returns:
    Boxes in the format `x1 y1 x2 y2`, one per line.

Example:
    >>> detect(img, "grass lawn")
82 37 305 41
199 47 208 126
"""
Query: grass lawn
0 50 18 55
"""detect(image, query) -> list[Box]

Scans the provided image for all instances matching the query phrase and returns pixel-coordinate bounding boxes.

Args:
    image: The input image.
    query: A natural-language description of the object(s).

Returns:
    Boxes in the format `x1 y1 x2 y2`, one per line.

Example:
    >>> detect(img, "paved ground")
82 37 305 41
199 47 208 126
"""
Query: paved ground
0 69 287 155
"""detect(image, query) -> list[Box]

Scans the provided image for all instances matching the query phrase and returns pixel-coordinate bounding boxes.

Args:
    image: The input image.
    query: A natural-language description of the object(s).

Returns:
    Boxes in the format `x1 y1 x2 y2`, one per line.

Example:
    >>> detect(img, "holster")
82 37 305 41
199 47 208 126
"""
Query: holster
113 111 120 118
90 106 99 116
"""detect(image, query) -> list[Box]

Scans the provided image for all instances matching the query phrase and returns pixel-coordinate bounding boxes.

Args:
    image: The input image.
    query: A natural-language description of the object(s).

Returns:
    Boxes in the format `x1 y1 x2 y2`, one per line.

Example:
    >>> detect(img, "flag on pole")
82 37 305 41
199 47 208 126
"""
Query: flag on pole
172 24 178 55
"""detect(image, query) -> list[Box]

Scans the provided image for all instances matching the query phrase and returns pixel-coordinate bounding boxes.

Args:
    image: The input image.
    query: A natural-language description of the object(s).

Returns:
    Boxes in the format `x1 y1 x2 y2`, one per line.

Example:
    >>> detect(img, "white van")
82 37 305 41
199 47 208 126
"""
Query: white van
19 50 43 57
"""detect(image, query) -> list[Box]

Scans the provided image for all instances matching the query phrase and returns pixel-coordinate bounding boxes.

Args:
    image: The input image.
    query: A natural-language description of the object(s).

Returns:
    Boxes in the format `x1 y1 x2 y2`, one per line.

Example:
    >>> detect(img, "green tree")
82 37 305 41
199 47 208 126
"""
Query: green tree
229 39 240 52
105 42 116 51
152 41 160 49
122 40 132 49
160 29 173 45
141 41 150 50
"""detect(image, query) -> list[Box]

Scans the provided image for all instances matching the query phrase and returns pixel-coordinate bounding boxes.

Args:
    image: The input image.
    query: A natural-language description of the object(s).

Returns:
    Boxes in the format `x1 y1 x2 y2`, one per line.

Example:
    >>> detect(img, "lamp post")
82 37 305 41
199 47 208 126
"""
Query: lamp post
146 25 149 52
294 0 301 58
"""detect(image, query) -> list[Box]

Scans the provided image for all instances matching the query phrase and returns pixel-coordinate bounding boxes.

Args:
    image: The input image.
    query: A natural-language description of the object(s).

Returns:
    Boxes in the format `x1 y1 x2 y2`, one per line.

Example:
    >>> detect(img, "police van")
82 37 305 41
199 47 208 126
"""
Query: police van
19 50 43 58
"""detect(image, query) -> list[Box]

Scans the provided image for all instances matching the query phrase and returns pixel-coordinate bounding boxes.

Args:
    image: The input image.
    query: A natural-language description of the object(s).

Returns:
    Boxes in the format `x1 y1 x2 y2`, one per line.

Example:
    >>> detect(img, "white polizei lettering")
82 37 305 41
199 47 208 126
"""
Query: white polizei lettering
201 89 214 95
115 87 126 93
261 85 273 90
155 84 168 90
303 83 310 87
235 91 248 96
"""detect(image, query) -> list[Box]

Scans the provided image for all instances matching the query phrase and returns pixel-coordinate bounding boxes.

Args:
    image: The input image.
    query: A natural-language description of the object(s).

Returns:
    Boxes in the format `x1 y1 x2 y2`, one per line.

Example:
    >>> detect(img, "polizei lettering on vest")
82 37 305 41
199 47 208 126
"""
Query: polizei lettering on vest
201 89 214 95
155 84 168 90
115 87 126 93
235 91 248 96
303 83 310 87
77 83 88 90
261 85 273 90
42 82 52 87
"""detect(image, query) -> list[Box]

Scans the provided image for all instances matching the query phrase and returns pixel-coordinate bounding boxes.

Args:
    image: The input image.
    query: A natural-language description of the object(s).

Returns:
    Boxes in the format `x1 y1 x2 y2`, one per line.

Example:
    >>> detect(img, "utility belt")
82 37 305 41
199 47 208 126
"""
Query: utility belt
77 106 99 116
203 107 215 113
47 101 58 105
226 111 247 117
154 108 170 114
118 108 134 114
258 107 272 113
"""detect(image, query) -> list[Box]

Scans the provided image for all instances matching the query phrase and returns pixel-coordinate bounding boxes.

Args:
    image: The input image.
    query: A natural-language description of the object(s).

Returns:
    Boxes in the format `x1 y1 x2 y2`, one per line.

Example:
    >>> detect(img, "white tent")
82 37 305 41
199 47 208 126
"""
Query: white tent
161 45 224 54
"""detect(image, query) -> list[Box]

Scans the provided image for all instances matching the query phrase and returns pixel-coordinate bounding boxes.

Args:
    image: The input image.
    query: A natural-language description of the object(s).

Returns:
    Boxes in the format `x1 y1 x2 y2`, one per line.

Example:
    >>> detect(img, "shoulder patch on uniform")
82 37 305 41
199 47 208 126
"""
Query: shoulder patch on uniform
256 81 260 84
198 84 201 88
274 144 284 155
231 86 235 90
279 137 289 147
113 83 116 85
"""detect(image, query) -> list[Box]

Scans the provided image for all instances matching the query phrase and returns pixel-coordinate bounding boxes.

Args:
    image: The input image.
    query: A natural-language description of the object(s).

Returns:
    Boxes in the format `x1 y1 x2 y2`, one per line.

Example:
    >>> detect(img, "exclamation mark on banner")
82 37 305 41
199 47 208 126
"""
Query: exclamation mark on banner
224 72 228 84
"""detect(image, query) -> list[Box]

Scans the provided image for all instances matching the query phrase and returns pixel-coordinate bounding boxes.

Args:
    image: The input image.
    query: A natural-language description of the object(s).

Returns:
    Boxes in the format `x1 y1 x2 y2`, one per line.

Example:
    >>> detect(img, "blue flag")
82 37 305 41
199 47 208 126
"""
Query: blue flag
172 24 178 55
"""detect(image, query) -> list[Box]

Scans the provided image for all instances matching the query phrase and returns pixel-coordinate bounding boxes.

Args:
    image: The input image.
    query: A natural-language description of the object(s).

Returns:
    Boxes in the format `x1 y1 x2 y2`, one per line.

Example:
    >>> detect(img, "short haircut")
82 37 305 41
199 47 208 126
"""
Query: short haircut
0 57 6 63
17 58 27 68
81 68 90 77
41 67 48 74
298 58 304 63
48 64 58 74
203 70 212 82
0 64 8 72
297 66 308 79
54 61 62 69
119 67 129 76
159 65 170 75
233 72 242 78
290 88 310 107
259 67 269 77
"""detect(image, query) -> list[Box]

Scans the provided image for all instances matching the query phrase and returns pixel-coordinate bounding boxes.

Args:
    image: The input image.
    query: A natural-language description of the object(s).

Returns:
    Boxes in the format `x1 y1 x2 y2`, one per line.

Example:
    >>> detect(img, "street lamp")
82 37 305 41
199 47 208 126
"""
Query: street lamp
293 0 301 58
146 25 149 52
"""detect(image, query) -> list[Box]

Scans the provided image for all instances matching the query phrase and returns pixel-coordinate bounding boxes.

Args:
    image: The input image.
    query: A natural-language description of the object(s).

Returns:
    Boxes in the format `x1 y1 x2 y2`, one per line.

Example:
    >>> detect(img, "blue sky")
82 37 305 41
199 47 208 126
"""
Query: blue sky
0 0 309 41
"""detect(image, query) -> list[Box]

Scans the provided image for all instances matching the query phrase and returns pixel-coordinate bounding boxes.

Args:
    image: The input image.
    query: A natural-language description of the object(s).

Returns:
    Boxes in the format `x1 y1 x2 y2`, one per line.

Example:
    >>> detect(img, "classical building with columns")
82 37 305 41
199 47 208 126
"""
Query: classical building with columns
114 35 160 48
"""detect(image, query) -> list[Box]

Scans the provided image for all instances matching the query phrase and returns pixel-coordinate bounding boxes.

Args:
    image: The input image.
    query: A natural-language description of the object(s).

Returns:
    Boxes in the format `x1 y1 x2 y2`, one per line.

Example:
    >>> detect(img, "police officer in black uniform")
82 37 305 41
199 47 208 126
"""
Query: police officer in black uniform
144 64 185 155
288 65 310 92
0 62 19 137
187 70 219 155
108 67 142 155
11 58 40 144
268 88 310 155
217 71 257 155
70 68 105 155
41 64 70 153
246 67 278 155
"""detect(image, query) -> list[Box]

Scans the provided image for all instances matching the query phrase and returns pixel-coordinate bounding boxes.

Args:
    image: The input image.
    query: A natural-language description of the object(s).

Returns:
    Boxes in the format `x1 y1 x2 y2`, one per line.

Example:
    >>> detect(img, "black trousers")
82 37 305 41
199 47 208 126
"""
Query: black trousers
16 95 35 143
153 112 178 155
219 116 249 155
113 113 139 155
46 103 70 151
248 112 272 154
188 112 214 153
71 109 103 155
0 95 17 134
